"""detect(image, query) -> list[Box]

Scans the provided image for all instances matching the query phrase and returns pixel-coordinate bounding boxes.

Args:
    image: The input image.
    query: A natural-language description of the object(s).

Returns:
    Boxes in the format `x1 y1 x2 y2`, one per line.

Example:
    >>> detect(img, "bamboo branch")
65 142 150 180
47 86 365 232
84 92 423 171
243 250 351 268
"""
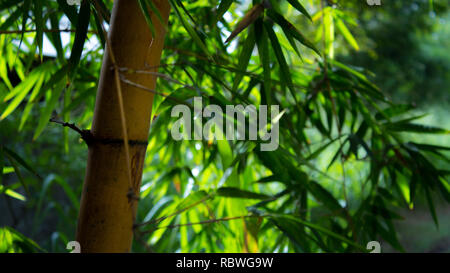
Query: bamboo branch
138 214 267 235
49 118 93 143
133 194 213 229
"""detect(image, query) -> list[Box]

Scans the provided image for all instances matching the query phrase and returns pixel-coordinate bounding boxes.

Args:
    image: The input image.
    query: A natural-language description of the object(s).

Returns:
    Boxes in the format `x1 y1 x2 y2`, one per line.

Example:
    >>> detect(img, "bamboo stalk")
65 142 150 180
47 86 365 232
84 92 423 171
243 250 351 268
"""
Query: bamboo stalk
75 0 171 253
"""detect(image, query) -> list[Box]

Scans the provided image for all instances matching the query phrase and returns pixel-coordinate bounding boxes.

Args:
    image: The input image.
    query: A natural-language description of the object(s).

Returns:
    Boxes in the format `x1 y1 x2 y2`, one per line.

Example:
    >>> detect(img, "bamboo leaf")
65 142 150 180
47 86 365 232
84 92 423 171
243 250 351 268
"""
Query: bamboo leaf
267 9 320 55
225 3 264 43
216 0 233 22
1 68 43 120
255 19 272 105
4 152 29 196
175 190 209 211
19 72 47 130
33 0 44 60
286 0 312 21
169 0 212 60
424 186 439 228
217 187 270 200
68 0 91 75
0 7 22 31
138 0 156 37
90 0 110 23
3 146 40 179
307 181 343 212
17 0 31 53
49 13 64 62
231 28 255 93
323 7 334 58
0 184 26 201
91 7 106 49
33 79 66 140
264 21 296 98
375 104 415 120
335 18 359 51
386 123 449 134
56 0 78 25
270 214 366 251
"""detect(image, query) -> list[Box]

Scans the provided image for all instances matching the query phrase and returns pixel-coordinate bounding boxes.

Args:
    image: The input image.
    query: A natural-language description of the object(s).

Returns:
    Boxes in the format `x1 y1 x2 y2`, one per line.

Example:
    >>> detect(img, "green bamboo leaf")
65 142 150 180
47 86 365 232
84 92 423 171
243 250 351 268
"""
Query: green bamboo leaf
216 0 233 22
306 136 342 160
375 220 405 252
2 227 45 252
49 13 64 62
169 0 212 60
386 123 449 134
33 0 44 60
1 0 24 9
33 79 66 140
323 7 334 58
424 186 439 228
231 28 255 93
89 9 105 49
68 0 91 75
270 214 366 251
147 0 165 26
286 0 312 21
267 10 320 55
255 19 272 106
217 138 233 168
4 152 29 196
282 27 303 60
270 214 311 251
255 175 284 184
155 87 197 115
18 72 46 130
375 104 415 120
308 181 343 212
264 21 296 98
1 69 41 120
217 187 270 200
437 177 450 203
327 137 349 170
17 0 31 53
0 184 26 201
335 18 359 51
0 6 22 31
331 60 380 92
3 147 40 179
225 4 264 44
56 0 78 25
53 175 80 209
175 190 209 211
90 0 110 23
138 0 156 37
407 142 450 152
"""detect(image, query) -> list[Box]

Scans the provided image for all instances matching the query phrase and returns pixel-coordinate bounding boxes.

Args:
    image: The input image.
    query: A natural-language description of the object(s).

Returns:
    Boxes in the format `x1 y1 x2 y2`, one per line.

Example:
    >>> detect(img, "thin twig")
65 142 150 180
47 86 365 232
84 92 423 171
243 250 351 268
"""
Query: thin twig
138 214 266 235
49 118 85 136
118 67 193 88
133 194 213 228
118 74 169 97
49 118 93 144
119 74 197 106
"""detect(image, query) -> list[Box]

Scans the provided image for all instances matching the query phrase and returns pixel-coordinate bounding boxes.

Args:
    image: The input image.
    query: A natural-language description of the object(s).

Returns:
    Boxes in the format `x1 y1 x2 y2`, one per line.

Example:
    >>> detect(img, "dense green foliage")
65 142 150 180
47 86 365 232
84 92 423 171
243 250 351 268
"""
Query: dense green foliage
0 0 449 253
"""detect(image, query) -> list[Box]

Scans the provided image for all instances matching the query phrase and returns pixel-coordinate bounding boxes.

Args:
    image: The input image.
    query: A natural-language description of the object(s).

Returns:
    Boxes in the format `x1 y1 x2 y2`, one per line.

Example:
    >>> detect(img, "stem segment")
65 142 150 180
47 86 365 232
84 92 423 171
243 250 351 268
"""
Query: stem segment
76 0 170 253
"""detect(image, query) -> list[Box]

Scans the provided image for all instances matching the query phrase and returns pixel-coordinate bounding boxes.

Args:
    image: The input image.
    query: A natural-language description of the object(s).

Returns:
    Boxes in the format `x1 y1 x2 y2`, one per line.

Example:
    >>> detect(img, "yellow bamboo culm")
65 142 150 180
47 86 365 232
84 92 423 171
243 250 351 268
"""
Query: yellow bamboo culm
76 0 171 252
